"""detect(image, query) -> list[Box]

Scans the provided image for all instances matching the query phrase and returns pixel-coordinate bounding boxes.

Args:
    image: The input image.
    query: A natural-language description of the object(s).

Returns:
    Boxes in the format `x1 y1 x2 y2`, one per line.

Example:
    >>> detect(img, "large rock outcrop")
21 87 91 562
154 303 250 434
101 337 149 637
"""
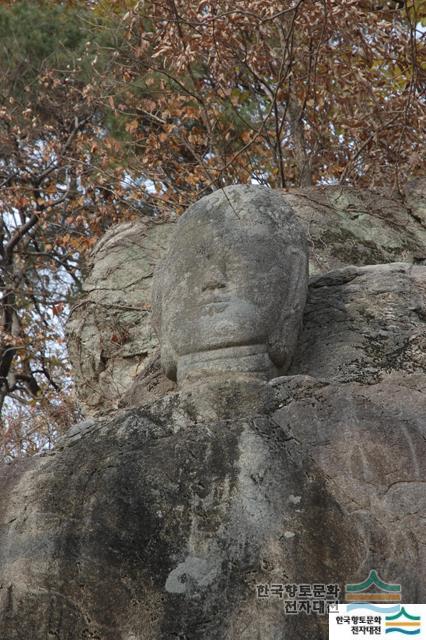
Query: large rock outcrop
67 182 426 411
1 258 425 638
290 262 426 383
126 262 426 409
0 372 424 639
66 221 173 415
284 181 426 274
3 184 423 639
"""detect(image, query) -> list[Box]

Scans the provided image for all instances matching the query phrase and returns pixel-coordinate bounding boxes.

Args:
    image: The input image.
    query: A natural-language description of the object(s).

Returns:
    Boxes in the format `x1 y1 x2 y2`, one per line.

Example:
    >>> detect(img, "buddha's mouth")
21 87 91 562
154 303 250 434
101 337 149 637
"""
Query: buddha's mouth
199 301 230 313
198 296 231 307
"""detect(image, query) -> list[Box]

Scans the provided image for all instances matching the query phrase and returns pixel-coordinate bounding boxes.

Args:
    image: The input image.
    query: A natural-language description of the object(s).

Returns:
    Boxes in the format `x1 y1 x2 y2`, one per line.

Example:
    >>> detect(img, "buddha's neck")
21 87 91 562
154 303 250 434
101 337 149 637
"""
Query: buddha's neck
177 343 277 388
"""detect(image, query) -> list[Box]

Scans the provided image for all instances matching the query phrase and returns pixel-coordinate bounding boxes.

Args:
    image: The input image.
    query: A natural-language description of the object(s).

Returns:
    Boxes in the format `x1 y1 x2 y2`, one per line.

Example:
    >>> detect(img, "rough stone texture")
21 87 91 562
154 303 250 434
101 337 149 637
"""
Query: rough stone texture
67 183 426 409
0 372 424 640
290 262 426 383
403 176 426 224
125 262 426 409
1 262 425 639
33 183 425 638
284 183 426 274
152 185 309 386
66 221 173 415
119 351 176 408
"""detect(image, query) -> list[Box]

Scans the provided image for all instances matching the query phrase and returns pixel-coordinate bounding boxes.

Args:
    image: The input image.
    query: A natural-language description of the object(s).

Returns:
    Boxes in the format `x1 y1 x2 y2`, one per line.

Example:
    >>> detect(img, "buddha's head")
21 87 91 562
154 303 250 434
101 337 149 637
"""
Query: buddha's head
152 185 308 387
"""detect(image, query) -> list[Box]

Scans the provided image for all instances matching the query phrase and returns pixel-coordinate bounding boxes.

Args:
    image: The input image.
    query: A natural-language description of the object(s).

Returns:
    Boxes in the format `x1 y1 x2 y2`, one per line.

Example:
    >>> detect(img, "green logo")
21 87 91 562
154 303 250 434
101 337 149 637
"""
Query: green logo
385 607 421 635
345 570 401 603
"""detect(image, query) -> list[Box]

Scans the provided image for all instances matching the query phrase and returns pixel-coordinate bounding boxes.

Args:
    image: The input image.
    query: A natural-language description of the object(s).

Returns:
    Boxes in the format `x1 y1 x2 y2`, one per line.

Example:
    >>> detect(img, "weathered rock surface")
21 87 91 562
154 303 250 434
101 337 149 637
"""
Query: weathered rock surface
403 176 426 224
0 372 424 640
67 183 426 410
284 183 426 274
290 262 426 383
152 185 309 385
33 182 425 638
66 221 173 415
125 262 426 408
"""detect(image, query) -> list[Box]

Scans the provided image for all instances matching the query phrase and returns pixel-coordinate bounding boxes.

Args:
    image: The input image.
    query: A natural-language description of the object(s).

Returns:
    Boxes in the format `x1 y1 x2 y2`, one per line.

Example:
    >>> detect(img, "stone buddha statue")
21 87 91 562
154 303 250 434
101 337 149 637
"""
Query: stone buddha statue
152 185 309 388
0 185 424 640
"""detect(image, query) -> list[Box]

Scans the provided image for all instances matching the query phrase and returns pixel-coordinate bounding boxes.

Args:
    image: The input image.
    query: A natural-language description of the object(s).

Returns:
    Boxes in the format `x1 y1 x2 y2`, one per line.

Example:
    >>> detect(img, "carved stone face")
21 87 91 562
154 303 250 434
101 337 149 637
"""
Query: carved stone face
152 186 308 384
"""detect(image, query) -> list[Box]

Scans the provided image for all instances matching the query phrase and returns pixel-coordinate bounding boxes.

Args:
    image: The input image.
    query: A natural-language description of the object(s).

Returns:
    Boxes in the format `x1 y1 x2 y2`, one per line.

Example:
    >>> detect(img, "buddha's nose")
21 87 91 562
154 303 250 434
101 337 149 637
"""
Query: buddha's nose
201 265 226 292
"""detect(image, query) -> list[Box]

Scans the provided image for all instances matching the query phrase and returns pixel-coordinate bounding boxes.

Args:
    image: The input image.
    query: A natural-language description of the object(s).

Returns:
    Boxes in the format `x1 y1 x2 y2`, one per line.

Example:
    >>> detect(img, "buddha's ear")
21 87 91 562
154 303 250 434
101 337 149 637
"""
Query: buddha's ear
160 341 177 381
268 247 308 371
151 263 163 340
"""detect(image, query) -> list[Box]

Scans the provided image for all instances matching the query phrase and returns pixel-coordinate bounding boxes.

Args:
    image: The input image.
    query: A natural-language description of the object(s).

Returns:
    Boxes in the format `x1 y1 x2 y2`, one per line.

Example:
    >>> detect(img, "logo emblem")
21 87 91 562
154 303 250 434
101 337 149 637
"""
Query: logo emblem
385 607 421 635
345 570 401 606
